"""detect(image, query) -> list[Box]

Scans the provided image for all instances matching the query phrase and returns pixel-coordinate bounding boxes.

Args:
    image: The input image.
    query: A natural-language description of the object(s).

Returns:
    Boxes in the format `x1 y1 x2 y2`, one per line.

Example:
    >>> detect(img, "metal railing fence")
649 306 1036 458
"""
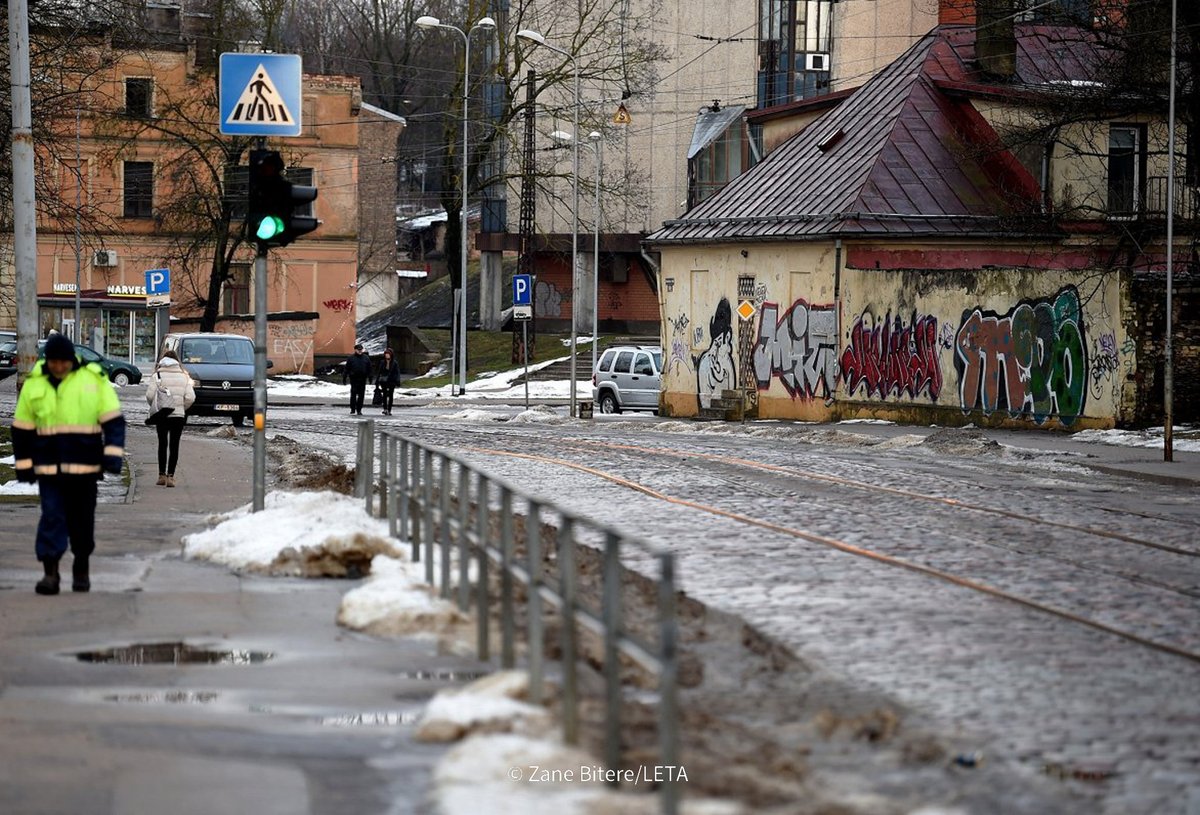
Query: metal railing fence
354 421 679 813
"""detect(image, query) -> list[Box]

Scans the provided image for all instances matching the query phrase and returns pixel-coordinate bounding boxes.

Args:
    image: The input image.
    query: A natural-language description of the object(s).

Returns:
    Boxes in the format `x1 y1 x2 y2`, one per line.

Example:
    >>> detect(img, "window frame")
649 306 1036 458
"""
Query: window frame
1107 123 1146 219
125 77 153 118
122 160 154 219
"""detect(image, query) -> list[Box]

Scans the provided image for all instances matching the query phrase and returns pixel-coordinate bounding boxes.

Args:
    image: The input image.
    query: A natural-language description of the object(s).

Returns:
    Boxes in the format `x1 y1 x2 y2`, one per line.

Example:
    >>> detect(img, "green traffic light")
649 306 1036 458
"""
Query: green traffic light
255 215 285 241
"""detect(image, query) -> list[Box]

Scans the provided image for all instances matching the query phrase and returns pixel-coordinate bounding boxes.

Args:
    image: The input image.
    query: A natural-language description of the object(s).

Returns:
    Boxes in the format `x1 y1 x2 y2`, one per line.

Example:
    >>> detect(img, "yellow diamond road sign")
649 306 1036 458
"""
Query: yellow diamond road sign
737 300 756 321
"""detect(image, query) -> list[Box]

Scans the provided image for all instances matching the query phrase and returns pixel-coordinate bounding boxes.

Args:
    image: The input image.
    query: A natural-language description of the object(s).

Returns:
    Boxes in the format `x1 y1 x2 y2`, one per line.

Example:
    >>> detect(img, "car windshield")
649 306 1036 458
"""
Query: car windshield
180 337 254 365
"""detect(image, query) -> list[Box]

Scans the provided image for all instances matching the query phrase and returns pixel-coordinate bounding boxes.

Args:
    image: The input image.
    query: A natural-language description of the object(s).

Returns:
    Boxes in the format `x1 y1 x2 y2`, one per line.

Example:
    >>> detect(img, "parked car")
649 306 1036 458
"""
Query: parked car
161 332 264 426
592 345 663 414
0 339 16 381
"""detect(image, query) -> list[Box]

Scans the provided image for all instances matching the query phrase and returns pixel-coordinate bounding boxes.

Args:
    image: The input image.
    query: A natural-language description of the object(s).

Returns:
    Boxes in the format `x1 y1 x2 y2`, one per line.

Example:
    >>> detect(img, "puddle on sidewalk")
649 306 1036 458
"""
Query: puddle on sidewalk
102 690 220 705
397 669 489 682
73 641 274 666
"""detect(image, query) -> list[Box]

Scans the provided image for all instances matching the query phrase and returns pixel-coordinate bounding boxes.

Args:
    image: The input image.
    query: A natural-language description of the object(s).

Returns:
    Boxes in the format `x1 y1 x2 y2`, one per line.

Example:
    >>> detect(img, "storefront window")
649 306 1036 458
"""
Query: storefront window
133 311 156 365
106 311 130 361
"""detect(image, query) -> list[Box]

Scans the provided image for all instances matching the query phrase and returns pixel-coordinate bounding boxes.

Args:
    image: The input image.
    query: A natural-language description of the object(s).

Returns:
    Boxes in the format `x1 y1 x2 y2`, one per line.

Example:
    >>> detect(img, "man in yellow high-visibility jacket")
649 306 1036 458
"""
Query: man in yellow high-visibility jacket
12 334 126 595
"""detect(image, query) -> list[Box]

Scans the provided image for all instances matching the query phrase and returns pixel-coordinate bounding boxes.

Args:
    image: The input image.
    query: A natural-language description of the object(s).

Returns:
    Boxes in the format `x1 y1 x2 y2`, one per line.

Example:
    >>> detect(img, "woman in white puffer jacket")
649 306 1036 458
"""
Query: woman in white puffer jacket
145 350 196 487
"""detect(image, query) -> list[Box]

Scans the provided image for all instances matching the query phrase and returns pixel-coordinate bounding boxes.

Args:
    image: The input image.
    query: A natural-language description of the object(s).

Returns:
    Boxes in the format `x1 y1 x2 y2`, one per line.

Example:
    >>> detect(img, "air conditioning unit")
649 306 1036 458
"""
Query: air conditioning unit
805 53 830 72
93 249 117 267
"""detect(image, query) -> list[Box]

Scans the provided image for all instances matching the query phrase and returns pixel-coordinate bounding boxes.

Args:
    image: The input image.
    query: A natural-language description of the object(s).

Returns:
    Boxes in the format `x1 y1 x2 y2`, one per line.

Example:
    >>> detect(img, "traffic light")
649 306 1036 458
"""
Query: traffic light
245 148 319 249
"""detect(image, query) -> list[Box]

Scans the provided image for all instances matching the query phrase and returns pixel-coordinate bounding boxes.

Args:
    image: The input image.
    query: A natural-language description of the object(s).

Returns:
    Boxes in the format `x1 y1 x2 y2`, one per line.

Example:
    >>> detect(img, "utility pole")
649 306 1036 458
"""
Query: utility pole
9 0 39 380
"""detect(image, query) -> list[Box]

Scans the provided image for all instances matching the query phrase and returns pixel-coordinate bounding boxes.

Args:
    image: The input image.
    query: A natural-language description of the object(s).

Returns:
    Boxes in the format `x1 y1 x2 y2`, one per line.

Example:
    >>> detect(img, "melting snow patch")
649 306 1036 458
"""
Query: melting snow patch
0 454 15 464
0 480 39 495
182 490 399 577
416 671 550 743
508 405 566 425
337 555 468 639
444 408 508 422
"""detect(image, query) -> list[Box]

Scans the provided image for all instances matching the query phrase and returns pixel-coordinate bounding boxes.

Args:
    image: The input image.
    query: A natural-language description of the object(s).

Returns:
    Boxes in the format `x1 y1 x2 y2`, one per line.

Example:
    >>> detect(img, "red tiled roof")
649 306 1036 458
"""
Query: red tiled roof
648 24 1104 245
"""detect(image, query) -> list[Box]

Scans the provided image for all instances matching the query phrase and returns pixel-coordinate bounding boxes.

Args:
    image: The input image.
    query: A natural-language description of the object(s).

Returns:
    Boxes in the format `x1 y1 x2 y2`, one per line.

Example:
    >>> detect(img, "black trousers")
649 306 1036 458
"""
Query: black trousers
381 385 395 411
156 419 184 475
36 476 97 562
349 379 367 413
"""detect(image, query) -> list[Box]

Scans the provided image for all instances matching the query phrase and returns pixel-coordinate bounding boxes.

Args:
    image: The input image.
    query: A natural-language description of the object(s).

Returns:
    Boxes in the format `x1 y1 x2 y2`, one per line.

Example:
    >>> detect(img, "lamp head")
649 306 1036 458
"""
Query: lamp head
416 15 440 28
476 16 496 29
516 29 546 45
588 131 601 141
550 130 573 144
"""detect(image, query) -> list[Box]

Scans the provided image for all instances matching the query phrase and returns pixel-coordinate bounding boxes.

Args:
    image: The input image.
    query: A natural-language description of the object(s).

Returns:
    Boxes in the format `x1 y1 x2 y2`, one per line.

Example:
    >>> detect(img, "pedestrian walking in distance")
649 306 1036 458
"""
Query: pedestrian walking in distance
376 348 401 415
146 350 196 488
11 334 126 595
344 342 371 416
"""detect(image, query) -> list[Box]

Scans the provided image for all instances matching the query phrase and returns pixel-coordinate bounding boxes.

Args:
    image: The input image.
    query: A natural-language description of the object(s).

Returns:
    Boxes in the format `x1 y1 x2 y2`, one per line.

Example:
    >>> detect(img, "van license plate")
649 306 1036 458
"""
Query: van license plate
215 404 239 411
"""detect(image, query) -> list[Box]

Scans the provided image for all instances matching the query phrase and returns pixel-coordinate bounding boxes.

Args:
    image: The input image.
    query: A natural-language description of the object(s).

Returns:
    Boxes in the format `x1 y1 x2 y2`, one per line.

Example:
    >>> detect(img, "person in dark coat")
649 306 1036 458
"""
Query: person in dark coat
375 348 401 415
343 343 372 415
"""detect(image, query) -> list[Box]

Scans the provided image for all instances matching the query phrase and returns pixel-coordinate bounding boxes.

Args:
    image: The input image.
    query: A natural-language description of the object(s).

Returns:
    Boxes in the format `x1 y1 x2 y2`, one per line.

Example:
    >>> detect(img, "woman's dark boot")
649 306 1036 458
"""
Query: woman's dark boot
35 558 61 595
72 556 90 593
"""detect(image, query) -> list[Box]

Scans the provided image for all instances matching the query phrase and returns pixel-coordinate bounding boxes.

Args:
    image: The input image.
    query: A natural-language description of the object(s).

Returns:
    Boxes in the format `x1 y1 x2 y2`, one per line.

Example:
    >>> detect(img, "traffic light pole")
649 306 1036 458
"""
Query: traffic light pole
253 244 268 512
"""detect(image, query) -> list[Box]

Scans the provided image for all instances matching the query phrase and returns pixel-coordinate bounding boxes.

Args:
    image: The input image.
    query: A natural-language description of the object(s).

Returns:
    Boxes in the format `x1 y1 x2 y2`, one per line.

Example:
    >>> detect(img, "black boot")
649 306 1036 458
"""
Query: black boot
35 558 60 596
72 555 90 593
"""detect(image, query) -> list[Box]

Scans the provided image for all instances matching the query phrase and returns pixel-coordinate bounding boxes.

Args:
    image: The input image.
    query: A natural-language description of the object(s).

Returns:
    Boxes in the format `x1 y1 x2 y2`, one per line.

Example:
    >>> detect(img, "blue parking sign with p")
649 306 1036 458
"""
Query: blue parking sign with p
513 274 532 306
146 268 169 295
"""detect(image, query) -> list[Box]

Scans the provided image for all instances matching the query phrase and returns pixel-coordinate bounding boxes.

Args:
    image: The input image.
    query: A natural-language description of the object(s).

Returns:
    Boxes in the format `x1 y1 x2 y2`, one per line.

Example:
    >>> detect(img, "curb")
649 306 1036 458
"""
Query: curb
1078 461 1200 489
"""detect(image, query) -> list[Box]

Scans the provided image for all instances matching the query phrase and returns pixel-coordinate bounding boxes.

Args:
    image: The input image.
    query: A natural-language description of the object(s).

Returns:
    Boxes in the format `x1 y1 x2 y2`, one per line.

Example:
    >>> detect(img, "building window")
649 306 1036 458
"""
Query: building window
122 161 154 218
689 122 746 209
224 165 248 220
288 167 315 216
223 263 251 315
125 78 152 117
757 0 832 108
1107 124 1144 217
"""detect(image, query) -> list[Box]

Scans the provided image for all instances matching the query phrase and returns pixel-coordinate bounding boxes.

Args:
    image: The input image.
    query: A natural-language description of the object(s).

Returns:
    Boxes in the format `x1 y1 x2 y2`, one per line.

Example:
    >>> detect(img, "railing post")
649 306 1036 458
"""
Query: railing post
602 532 622 783
363 420 375 514
377 431 391 520
353 421 367 498
457 461 471 611
526 499 543 704
558 517 579 745
423 449 435 583
409 442 421 561
393 437 405 541
658 553 679 815
499 486 515 669
475 473 490 662
439 456 452 599
386 439 400 542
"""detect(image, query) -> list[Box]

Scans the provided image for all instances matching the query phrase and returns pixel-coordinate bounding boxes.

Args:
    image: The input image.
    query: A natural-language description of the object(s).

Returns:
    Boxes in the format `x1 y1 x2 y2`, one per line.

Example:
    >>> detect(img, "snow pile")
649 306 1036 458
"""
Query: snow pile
182 490 399 577
507 405 566 425
0 480 38 496
1071 426 1200 453
268 375 350 399
416 671 550 743
443 408 507 422
337 555 468 640
0 455 14 464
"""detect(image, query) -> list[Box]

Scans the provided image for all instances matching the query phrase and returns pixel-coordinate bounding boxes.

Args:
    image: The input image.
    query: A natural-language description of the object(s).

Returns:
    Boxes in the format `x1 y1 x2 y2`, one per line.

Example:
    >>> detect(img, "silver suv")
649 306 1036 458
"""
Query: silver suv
592 346 662 414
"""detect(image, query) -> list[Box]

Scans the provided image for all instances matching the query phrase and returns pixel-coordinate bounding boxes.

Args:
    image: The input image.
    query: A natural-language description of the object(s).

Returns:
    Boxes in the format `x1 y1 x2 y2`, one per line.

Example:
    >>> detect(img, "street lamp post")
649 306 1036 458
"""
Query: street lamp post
517 28 581 417
417 14 496 397
553 128 603 378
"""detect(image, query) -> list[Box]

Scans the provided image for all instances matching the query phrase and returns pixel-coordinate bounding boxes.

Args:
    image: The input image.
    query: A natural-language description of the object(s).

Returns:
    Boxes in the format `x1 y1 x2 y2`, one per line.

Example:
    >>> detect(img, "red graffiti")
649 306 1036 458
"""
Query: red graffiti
323 299 353 313
841 311 942 400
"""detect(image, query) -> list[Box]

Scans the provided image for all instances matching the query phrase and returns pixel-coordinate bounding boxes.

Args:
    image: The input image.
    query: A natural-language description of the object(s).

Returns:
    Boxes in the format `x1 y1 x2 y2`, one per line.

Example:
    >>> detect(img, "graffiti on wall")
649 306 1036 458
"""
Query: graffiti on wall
752 298 838 400
695 298 737 408
1090 331 1121 400
537 281 563 317
322 298 354 313
667 313 691 375
841 310 942 400
955 286 1088 424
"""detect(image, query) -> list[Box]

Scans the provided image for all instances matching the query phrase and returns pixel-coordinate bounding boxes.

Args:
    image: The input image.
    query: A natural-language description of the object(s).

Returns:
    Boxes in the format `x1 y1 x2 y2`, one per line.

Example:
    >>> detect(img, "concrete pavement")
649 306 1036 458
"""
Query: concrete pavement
0 423 486 815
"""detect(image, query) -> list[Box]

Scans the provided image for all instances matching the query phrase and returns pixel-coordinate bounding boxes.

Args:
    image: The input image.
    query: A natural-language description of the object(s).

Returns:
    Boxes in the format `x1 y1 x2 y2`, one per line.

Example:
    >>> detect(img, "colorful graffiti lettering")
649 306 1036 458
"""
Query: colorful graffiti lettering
695 298 737 409
841 311 942 400
752 299 838 400
955 286 1087 424
323 299 354 313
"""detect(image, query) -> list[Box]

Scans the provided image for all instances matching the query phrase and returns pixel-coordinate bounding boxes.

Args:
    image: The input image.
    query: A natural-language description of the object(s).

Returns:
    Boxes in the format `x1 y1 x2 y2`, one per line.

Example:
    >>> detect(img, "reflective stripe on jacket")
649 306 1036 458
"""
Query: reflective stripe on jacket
12 359 126 479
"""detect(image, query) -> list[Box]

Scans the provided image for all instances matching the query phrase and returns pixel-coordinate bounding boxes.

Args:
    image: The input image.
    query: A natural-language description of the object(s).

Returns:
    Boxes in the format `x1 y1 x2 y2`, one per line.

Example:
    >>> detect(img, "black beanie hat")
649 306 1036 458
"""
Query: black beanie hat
44 334 76 361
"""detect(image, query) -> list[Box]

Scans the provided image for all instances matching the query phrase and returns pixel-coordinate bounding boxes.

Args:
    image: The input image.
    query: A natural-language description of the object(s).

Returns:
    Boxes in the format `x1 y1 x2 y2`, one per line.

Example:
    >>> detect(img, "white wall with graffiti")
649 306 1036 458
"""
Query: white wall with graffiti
659 245 1129 429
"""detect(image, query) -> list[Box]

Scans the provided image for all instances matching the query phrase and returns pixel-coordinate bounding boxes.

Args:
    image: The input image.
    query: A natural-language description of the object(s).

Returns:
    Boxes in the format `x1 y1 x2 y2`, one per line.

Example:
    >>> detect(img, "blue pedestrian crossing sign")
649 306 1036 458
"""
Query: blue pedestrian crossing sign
219 53 303 137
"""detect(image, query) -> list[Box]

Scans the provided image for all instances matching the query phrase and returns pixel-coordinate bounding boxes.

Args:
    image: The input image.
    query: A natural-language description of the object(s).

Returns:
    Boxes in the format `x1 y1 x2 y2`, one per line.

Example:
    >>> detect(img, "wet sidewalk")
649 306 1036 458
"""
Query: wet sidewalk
0 424 484 815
